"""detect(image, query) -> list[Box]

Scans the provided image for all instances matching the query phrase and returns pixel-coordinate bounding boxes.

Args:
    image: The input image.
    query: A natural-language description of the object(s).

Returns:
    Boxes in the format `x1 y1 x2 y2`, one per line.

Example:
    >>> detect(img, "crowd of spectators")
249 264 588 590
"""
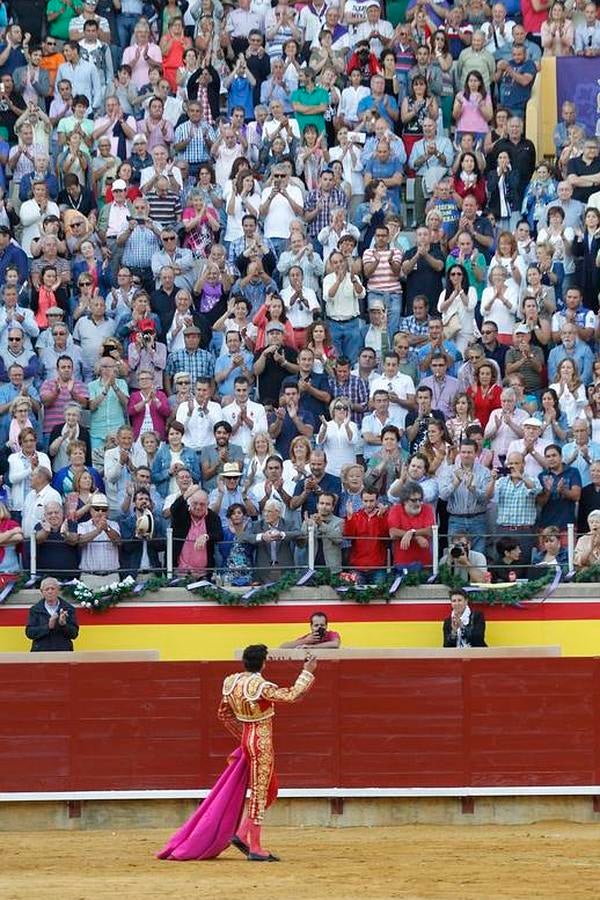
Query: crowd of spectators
0 0 599 586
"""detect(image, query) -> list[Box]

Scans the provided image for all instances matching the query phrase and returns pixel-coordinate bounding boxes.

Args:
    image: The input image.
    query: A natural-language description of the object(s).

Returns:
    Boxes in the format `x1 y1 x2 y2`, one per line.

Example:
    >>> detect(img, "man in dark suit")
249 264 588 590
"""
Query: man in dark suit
442 588 486 648
25 577 79 652
241 499 301 583
120 488 166 578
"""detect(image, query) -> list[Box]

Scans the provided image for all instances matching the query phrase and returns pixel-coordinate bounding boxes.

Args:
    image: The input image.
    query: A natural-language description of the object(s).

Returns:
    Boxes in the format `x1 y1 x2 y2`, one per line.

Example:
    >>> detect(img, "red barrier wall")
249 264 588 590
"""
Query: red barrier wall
1 658 598 792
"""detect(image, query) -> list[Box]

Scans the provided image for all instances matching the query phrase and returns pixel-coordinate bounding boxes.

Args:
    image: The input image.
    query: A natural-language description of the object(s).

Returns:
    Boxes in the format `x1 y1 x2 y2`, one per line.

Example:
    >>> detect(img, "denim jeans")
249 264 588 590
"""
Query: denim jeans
327 317 364 365
116 14 139 48
447 513 487 555
368 290 402 340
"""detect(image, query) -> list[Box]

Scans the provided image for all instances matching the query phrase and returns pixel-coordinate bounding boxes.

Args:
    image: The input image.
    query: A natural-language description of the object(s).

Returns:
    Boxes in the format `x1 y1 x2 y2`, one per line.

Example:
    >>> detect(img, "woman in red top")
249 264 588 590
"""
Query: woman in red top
452 152 487 210
467 361 502 429
160 17 191 92
521 0 551 39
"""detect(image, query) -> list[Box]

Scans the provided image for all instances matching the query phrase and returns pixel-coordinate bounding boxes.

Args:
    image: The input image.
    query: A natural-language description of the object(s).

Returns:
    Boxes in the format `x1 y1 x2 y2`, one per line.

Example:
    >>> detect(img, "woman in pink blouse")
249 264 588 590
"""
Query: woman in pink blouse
121 19 163 89
541 2 574 56
126 369 171 441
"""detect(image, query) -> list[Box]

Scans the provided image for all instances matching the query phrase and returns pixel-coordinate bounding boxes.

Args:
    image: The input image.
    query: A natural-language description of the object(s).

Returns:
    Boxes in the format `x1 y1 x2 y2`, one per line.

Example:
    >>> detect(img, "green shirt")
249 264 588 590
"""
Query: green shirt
46 0 83 41
89 378 129 442
290 85 329 135
445 252 487 301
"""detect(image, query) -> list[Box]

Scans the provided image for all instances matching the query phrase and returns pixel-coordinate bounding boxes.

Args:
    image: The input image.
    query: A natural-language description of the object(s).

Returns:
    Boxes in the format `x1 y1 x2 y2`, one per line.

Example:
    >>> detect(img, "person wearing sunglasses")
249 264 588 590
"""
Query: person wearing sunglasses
39 37 65 93
76 491 122 578
388 480 435 573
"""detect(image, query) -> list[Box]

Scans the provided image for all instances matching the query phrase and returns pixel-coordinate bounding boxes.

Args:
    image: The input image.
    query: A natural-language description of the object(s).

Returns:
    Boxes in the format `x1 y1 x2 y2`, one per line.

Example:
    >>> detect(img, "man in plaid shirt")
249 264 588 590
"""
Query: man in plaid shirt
165 327 215 394
304 170 348 244
172 101 217 175
328 357 369 425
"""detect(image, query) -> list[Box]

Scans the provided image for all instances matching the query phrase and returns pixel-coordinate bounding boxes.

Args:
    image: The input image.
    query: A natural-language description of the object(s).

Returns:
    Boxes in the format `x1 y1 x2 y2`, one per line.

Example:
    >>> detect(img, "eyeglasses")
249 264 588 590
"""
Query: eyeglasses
79 281 92 286
91 505 107 511
334 405 347 411
162 236 177 242
8 337 21 342
45 39 56 45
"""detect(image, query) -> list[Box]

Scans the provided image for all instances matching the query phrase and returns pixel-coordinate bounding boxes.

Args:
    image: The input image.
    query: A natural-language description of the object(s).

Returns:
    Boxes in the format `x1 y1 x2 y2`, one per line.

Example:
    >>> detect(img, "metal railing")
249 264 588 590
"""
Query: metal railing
23 522 579 585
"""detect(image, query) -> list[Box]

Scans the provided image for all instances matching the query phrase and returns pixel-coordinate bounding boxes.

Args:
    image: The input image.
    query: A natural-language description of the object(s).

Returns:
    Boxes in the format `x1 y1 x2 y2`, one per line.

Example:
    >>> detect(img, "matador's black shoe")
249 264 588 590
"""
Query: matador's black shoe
247 851 280 862
231 835 250 857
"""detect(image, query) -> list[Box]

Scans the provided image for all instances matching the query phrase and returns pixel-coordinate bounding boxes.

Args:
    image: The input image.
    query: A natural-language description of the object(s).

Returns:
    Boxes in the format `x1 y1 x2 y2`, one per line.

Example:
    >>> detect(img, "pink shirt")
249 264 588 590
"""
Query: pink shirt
456 92 491 134
178 516 208 574
122 43 163 89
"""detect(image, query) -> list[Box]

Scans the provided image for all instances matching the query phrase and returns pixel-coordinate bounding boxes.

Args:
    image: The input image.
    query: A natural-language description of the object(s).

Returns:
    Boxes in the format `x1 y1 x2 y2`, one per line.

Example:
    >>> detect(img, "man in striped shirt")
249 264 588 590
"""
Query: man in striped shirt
145 177 183 230
362 225 403 340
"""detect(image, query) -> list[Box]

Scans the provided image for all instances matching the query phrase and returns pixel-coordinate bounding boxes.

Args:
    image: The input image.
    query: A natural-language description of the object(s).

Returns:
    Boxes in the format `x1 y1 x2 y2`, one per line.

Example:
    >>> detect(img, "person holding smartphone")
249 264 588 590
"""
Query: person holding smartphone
280 610 341 648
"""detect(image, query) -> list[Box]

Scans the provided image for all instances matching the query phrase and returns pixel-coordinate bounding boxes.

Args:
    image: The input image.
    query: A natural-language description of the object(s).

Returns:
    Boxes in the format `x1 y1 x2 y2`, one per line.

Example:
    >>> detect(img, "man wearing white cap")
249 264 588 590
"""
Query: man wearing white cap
77 492 122 576
354 1 394 58
97 179 134 277
506 418 550 479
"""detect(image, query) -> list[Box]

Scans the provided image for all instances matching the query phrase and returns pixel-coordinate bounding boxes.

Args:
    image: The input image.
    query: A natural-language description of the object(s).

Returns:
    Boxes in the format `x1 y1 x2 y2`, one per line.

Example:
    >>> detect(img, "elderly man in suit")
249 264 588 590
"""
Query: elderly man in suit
25 576 79 652
242 499 300 583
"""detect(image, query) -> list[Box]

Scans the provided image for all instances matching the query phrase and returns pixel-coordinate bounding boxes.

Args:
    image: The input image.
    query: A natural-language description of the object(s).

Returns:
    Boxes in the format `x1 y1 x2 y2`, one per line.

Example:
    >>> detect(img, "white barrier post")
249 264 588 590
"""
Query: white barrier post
29 532 37 579
432 524 439 577
166 527 174 579
567 522 575 573
308 522 315 571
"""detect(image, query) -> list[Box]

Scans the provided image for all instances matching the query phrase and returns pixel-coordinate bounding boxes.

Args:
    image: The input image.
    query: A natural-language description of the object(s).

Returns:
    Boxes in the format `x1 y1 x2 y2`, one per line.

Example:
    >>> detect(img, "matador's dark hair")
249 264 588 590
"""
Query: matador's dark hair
243 644 268 672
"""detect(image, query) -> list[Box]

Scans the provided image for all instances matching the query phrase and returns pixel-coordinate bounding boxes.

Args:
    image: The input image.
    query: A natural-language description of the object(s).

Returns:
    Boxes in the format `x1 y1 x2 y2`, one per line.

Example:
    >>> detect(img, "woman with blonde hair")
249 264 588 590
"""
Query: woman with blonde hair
574 510 600 570
316 397 359 476
7 397 33 453
282 435 311 493
242 432 277 493
8 428 51 519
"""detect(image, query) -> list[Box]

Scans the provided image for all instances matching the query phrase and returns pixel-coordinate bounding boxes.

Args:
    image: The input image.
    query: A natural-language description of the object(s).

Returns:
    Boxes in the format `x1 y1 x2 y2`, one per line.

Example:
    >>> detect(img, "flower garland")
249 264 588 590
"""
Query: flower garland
50 566 557 614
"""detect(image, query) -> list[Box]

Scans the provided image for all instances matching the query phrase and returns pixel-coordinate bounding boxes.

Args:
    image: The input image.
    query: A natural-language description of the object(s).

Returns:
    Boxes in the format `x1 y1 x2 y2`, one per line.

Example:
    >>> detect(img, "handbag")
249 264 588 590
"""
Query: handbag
442 311 461 340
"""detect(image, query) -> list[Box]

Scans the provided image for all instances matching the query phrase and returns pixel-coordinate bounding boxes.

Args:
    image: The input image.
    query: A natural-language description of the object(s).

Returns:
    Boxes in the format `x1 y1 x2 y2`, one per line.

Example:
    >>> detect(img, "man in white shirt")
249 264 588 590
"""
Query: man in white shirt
354 1 394 58
369 351 415 428
259 166 305 257
176 378 222 451
280 265 320 345
103 425 136 516
481 3 515 54
221 376 268 453
21 467 62 538
140 144 183 194
338 68 370 128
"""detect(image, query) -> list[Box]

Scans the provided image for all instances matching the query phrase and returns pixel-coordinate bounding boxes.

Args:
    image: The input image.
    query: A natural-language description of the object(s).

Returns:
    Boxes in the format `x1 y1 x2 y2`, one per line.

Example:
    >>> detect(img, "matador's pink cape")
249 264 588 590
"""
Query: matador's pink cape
157 747 249 861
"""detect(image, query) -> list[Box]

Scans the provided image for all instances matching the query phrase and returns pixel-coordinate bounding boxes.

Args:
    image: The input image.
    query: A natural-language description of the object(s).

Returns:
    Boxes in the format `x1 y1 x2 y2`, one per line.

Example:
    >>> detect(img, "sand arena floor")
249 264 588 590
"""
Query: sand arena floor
2 824 600 900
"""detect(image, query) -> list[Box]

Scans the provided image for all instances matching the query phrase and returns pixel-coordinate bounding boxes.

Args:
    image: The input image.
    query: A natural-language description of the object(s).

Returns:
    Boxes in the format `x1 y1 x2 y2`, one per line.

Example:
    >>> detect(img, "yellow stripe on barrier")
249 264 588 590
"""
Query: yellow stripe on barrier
5 619 600 659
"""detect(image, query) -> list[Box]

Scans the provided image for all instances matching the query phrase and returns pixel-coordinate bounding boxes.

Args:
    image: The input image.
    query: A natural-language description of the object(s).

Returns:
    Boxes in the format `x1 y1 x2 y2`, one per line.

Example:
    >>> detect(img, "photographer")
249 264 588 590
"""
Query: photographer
439 532 488 584
280 610 341 649
127 319 167 390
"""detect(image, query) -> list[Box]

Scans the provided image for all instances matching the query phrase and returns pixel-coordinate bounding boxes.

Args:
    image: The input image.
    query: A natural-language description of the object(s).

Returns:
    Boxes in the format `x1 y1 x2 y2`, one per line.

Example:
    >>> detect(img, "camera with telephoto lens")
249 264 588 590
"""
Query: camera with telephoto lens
316 624 327 639
450 543 468 560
